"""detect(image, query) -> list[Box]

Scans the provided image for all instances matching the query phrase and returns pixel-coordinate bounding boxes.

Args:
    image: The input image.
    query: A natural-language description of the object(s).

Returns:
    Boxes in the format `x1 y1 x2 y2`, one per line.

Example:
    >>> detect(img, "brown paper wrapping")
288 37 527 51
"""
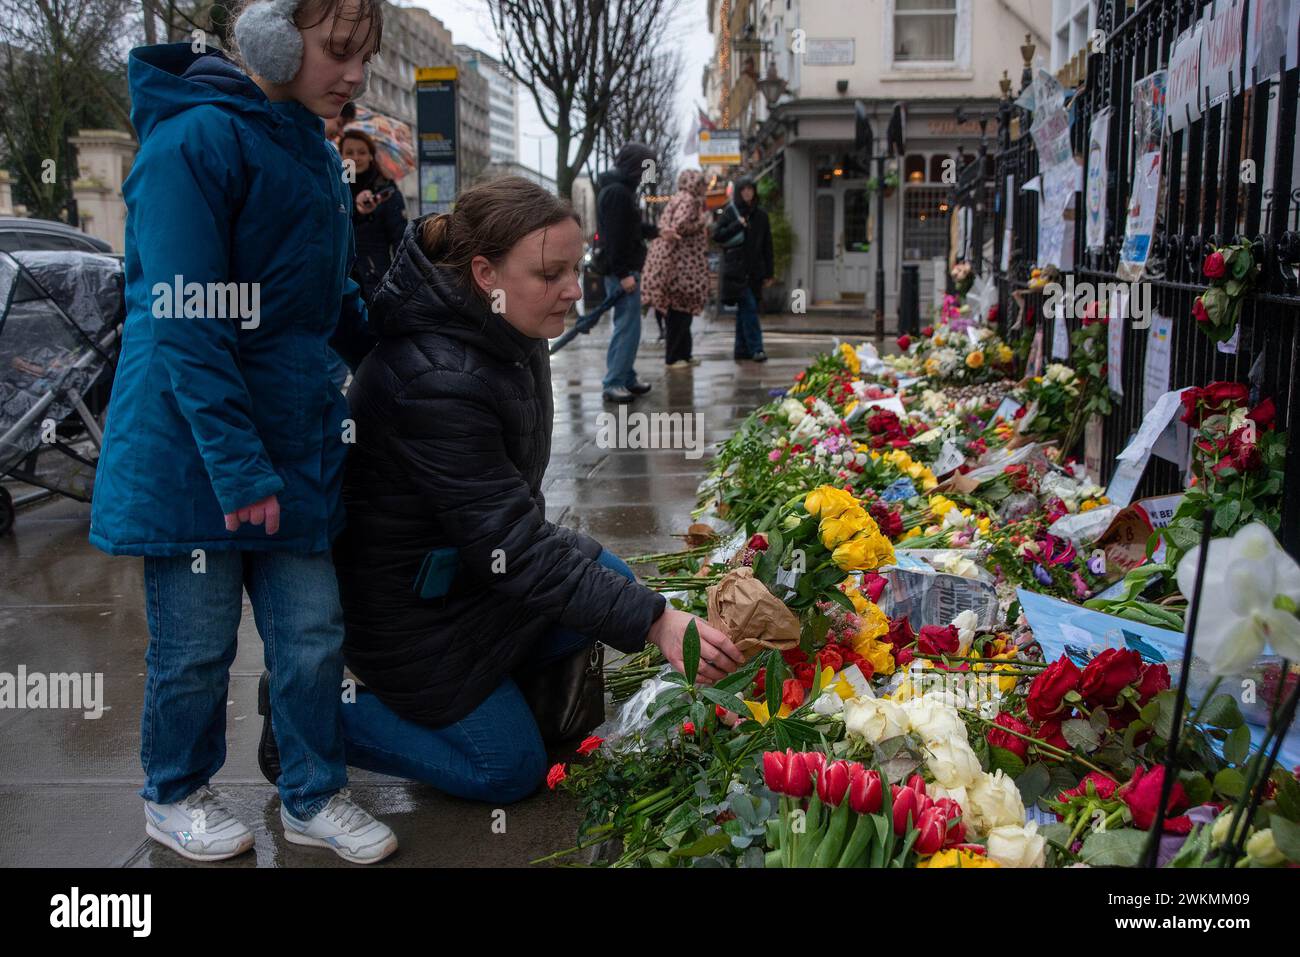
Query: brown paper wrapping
706 566 802 661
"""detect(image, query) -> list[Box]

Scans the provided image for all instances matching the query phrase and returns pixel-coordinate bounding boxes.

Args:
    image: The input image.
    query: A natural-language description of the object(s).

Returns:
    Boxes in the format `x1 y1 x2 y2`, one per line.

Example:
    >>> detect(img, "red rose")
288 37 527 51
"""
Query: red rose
1248 398 1276 430
1058 770 1119 803
1034 719 1071 753
781 647 809 666
895 646 915 668
753 666 766 696
987 711 1032 760
861 571 889 603
1026 656 1082 721
681 721 696 736
897 334 912 351
1119 765 1192 832
792 662 817 690
921 325 934 337
1203 251 1227 279
883 616 915 649
1205 381 1249 408
576 735 603 756
746 533 770 551
546 763 567 789
1014 405 1027 420
1079 648 1143 707
816 645 845 673
1135 663 1170 705
917 624 960 656
1192 297 1210 325
1228 428 1263 471
782 679 806 710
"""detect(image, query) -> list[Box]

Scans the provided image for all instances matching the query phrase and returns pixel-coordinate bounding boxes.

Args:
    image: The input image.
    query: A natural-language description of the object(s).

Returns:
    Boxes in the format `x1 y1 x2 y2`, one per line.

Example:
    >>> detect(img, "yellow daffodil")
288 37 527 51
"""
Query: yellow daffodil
933 335 946 347
1080 499 1099 512
844 399 858 416
997 344 1014 364
977 516 992 535
903 526 923 540
966 350 985 369
833 675 857 700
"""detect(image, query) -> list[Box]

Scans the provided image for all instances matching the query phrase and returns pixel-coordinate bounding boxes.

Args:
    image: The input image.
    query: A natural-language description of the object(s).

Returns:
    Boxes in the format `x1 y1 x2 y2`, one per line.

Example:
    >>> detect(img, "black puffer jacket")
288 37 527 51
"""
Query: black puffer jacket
713 178 774 305
334 219 668 727
595 142 659 278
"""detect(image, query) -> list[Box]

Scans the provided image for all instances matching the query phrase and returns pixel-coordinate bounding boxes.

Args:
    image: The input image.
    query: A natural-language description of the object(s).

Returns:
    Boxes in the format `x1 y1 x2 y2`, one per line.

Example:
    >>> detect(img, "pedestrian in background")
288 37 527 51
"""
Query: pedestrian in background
641 169 711 368
594 142 659 403
713 176 774 363
340 128 406 302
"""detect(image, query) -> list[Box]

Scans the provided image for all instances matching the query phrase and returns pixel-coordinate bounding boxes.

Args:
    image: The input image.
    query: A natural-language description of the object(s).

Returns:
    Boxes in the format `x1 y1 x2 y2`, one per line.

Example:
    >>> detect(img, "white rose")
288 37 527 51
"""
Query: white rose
843 697 909 744
791 414 820 440
986 821 1046 867
926 738 984 789
965 770 1026 835
928 783 970 811
899 695 966 742
951 609 978 655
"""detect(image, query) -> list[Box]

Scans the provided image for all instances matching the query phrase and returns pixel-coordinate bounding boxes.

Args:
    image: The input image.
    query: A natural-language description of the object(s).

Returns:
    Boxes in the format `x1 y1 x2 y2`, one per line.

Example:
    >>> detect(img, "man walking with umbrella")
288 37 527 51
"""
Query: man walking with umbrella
595 142 659 404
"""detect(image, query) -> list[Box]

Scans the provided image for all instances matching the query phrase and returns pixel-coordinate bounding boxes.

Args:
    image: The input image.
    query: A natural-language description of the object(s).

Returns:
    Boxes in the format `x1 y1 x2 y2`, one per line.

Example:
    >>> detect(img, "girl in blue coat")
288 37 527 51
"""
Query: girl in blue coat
89 0 395 864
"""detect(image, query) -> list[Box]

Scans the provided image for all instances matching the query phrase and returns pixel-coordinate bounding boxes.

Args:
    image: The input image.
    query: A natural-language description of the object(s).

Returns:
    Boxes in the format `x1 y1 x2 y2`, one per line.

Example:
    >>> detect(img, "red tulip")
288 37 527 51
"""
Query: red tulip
784 751 814 798
906 773 927 798
762 751 789 794
817 760 853 806
932 797 966 847
914 806 947 855
803 752 827 792
848 766 883 814
891 784 922 835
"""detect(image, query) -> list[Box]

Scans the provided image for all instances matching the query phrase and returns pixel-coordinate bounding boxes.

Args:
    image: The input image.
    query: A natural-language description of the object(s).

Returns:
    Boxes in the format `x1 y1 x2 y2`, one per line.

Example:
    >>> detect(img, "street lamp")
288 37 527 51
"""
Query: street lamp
757 62 788 108
520 130 554 188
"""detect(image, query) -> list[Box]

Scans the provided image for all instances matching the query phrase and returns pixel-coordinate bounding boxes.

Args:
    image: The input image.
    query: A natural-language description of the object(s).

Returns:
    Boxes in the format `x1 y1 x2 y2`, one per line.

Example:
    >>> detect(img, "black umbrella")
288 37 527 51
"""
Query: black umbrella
548 288 628 355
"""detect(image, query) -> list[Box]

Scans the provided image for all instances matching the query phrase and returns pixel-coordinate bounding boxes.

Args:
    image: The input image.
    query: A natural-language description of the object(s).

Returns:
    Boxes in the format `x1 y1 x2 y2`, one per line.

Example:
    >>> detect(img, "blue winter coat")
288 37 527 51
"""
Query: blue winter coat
89 44 375 556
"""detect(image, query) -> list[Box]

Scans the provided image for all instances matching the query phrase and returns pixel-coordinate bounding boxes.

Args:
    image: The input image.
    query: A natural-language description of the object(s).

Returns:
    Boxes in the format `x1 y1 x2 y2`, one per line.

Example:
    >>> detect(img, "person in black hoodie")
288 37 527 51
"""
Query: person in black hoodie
595 142 659 403
340 128 407 301
329 177 742 802
713 177 774 362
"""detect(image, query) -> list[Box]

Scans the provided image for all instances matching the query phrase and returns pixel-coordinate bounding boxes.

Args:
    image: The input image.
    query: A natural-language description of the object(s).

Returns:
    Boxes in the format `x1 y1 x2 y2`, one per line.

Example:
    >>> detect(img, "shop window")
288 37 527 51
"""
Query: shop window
904 154 927 183
929 154 950 182
902 186 949 260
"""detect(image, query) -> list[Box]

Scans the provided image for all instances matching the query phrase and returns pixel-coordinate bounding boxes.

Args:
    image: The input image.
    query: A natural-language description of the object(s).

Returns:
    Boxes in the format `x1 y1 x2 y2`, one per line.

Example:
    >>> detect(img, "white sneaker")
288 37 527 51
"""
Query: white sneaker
281 788 398 864
144 785 255 862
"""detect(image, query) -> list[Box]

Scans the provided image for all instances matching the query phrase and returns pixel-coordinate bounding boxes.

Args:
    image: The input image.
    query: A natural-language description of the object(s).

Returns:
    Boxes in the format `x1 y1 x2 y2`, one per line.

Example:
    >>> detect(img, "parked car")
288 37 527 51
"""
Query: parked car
0 217 112 254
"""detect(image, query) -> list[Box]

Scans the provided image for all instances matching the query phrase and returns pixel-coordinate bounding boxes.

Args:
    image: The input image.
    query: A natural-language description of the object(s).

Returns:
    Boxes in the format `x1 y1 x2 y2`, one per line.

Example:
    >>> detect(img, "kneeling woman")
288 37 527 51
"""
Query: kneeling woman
332 177 742 802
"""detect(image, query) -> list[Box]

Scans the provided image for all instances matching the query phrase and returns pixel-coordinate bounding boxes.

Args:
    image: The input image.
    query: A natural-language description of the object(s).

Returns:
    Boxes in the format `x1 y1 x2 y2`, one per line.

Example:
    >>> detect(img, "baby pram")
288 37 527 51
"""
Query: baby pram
0 249 124 535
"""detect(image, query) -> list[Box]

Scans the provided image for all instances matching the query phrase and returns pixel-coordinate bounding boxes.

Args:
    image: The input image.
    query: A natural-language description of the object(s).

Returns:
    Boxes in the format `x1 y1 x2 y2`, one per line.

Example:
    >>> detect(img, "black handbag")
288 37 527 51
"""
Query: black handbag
516 642 606 746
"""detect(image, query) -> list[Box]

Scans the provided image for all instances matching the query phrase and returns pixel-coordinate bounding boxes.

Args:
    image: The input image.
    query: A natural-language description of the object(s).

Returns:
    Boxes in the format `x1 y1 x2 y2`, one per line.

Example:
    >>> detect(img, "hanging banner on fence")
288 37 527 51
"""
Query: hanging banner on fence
1167 24 1203 133
1038 160 1080 269
1246 0 1298 83
1028 326 1045 378
1107 284 1127 396
1143 312 1174 416
1201 0 1246 106
1119 71 1166 281
1001 174 1014 271
1085 108 1111 250
1051 310 1070 360
1029 68 1073 169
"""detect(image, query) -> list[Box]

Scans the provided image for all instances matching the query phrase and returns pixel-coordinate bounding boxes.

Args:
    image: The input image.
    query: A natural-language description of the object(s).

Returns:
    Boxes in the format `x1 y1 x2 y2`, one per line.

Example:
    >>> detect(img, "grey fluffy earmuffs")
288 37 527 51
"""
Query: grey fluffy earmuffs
234 0 370 96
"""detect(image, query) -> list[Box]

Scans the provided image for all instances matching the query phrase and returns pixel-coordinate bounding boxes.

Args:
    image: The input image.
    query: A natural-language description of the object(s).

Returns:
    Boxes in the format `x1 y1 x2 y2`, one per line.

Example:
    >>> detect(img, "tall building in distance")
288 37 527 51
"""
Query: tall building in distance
356 4 493 206
456 45 520 167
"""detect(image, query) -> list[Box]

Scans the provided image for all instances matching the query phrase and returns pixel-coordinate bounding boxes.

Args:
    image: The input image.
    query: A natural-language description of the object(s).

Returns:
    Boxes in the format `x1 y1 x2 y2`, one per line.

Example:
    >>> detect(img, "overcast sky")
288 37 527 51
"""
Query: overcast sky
407 0 713 178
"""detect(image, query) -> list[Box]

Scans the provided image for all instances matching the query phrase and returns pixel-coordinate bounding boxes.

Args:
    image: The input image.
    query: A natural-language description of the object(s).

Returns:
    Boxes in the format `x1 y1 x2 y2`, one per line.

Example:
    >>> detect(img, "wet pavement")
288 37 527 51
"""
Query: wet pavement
0 310 863 867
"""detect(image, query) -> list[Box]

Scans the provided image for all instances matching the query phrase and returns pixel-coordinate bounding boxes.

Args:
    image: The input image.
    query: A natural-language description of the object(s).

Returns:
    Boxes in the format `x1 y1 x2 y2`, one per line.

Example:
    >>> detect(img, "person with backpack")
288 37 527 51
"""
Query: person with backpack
87 0 395 864
712 176 774 362
594 142 659 403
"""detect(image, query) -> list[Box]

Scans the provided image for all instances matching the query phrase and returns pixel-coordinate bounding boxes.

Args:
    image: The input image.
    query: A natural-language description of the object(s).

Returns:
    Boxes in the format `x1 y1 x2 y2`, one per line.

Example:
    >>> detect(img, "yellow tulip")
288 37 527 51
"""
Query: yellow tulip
743 699 791 725
821 508 868 549
966 350 985 369
804 485 858 520
853 635 896 676
855 598 890 642
919 849 1000 868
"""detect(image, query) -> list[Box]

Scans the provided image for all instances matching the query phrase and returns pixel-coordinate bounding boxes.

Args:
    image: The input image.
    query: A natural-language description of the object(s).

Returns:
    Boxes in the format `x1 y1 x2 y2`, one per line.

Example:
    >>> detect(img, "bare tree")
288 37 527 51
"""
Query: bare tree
487 0 673 199
0 0 134 220
589 46 682 191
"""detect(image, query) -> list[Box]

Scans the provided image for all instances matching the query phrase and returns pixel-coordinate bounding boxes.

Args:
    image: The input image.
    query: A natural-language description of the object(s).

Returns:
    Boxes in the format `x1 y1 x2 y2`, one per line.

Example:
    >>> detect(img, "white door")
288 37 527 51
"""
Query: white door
812 183 874 302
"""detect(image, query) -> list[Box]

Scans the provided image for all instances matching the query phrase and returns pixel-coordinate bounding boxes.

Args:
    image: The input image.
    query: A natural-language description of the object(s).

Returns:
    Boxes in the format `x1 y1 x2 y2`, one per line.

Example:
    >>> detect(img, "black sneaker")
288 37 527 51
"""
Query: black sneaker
628 381 652 396
257 671 281 786
752 352 768 363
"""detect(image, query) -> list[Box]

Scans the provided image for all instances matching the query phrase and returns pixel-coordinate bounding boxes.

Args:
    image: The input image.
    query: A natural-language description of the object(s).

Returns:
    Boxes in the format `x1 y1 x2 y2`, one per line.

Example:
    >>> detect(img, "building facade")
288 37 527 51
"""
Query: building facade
456 45 521 168
359 4 492 207
704 0 1054 317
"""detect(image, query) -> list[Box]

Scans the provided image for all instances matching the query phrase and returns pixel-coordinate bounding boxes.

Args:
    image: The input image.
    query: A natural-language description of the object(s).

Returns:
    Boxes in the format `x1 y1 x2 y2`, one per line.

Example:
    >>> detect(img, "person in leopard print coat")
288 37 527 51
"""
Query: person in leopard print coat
641 169 711 365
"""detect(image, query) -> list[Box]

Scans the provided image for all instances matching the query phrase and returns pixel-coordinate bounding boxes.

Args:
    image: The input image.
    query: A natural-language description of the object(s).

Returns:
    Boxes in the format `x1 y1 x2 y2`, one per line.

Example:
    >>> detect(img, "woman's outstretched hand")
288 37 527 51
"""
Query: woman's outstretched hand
647 608 744 685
